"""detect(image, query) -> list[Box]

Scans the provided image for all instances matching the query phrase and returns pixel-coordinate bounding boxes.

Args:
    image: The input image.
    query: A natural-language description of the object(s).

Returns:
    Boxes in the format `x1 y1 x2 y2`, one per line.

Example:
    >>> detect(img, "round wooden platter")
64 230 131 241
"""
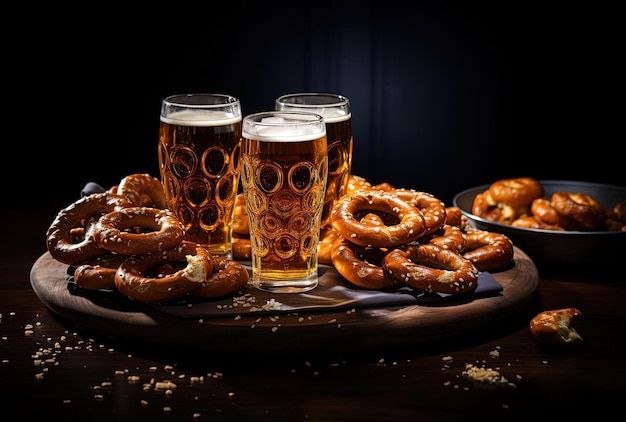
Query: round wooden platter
30 248 538 353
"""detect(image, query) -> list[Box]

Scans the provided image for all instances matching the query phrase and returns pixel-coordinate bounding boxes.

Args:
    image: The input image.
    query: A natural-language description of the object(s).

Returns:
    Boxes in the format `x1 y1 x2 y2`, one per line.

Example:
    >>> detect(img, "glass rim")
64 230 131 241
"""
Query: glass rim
275 92 349 108
242 111 326 141
243 110 325 125
163 93 240 108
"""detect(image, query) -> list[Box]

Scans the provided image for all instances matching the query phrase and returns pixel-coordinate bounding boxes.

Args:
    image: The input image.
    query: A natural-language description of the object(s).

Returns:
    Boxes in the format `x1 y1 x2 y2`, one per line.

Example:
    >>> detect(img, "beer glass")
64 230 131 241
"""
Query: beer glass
241 111 328 293
275 93 352 229
159 93 242 258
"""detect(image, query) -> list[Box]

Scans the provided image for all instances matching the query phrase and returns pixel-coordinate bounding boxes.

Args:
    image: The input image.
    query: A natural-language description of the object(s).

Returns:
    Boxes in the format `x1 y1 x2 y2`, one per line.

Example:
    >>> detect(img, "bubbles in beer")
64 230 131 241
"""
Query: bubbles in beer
159 102 242 257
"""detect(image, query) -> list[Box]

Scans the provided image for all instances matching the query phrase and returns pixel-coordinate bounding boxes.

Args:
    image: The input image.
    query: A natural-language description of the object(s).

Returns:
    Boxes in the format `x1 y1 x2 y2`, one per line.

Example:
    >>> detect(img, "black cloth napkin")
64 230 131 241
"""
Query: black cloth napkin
149 264 503 319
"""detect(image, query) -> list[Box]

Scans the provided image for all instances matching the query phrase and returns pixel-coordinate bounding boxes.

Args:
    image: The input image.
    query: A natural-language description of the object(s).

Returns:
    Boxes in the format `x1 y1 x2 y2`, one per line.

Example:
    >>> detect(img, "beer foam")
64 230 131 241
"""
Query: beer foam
280 107 350 123
243 115 326 142
161 110 241 127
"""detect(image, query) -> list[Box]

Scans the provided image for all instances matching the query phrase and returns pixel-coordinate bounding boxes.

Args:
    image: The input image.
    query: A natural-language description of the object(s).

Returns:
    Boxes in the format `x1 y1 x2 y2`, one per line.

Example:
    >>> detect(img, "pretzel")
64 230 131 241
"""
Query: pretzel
72 254 127 290
46 192 131 265
331 237 400 290
346 174 373 196
94 206 185 255
488 177 544 208
117 173 167 209
443 206 467 230
423 224 466 253
189 256 249 299
471 189 503 222
473 177 543 223
232 192 250 235
232 235 252 260
511 216 565 231
318 228 342 266
461 230 514 271
393 189 446 236
330 189 426 248
529 308 583 346
530 197 581 230
550 192 606 230
383 244 479 294
114 242 212 303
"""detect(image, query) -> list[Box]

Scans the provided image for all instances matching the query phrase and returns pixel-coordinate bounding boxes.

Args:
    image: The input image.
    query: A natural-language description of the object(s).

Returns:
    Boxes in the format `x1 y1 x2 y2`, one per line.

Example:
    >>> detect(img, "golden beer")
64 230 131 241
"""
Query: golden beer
275 93 353 228
241 112 328 293
158 94 242 258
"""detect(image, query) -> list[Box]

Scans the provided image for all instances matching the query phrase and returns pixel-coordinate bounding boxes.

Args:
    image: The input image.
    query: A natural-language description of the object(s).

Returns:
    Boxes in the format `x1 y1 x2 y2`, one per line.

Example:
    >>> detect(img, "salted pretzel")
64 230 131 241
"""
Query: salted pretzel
461 230 514 271
189 256 250 299
394 189 446 236
346 174 373 196
443 206 467 230
94 206 185 255
114 242 213 303
46 192 131 265
383 244 479 294
331 237 400 290
117 173 167 209
72 254 127 291
331 189 426 248
423 224 466 253
318 228 342 266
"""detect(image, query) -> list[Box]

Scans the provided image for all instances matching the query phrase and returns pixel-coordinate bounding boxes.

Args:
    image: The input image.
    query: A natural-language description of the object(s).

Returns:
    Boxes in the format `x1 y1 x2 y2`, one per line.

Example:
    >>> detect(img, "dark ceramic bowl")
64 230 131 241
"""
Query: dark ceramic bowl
453 180 626 269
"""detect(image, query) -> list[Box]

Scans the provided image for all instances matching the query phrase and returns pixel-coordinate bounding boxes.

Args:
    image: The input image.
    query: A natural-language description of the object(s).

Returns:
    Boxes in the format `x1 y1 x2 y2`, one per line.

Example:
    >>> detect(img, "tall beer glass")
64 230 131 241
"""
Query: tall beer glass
275 93 352 229
159 93 242 258
241 111 328 293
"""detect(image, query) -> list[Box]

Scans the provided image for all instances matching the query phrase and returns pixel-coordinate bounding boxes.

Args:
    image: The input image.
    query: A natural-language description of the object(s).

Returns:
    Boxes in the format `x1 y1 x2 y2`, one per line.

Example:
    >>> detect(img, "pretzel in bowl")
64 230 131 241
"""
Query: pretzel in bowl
489 177 544 209
473 177 543 223
550 192 606 230
114 242 213 303
383 244 479 294
511 216 565 231
331 189 426 248
530 197 582 231
94 206 185 255
46 192 131 265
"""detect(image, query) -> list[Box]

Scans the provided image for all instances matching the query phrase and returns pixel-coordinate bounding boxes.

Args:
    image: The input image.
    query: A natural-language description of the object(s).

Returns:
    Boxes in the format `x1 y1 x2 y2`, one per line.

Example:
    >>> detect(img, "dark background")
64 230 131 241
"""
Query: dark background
9 2 624 209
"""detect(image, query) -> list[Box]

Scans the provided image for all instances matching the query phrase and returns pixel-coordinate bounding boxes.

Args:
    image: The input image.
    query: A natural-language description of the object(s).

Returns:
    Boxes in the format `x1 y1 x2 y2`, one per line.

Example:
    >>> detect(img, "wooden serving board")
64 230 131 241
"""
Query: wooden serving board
30 248 538 353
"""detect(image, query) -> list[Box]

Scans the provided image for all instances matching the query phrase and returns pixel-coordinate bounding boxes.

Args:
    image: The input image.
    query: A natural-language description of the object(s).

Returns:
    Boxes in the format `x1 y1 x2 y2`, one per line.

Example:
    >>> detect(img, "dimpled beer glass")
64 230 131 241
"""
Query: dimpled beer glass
275 93 352 229
159 94 242 258
241 111 328 293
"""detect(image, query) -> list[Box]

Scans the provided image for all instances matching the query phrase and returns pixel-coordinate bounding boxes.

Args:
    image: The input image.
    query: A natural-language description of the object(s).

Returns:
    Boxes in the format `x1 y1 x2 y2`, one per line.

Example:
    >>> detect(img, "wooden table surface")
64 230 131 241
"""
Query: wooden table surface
2 201 625 422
